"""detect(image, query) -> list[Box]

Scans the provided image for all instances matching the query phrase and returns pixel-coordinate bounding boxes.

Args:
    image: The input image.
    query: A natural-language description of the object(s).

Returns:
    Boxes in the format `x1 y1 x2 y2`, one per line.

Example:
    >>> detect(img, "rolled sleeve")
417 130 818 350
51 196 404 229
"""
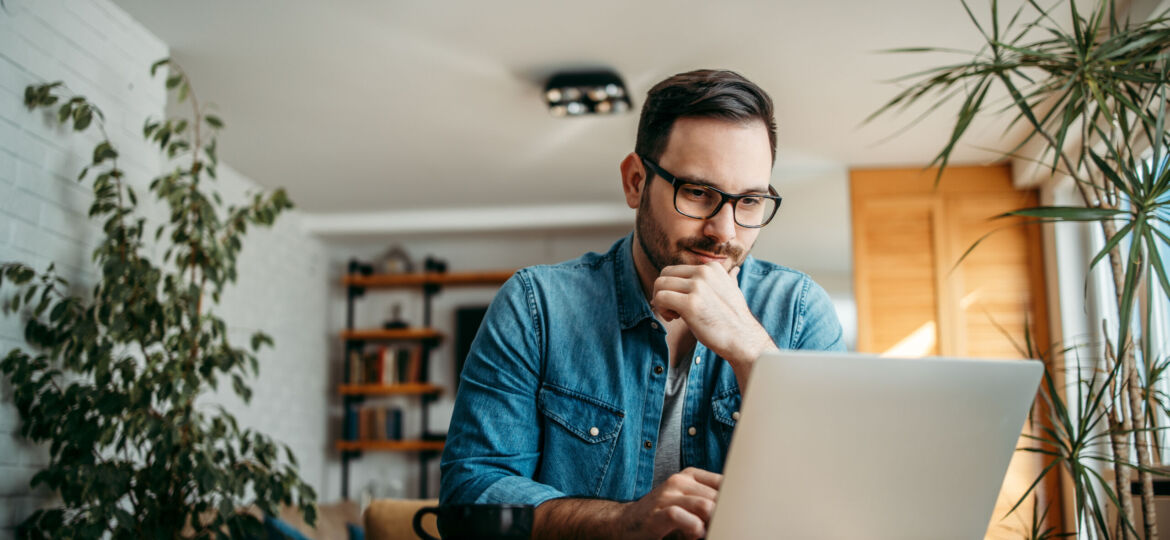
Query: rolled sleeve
440 271 561 505
476 475 566 507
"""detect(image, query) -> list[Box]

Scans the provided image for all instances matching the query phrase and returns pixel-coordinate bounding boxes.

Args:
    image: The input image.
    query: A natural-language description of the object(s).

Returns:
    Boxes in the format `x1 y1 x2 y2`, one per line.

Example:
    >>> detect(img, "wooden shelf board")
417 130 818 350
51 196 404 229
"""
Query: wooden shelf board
339 383 442 396
341 328 442 342
342 270 515 289
336 440 445 452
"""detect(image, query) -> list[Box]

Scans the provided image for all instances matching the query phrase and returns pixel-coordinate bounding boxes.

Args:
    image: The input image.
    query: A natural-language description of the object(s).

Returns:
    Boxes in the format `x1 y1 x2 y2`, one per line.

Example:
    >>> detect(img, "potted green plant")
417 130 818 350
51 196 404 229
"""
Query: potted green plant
871 1 1170 537
0 59 317 537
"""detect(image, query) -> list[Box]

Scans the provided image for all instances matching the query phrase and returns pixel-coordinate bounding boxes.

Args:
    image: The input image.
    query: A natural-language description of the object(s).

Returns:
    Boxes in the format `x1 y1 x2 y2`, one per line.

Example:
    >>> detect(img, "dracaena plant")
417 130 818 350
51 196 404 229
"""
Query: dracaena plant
0 59 316 538
870 0 1170 537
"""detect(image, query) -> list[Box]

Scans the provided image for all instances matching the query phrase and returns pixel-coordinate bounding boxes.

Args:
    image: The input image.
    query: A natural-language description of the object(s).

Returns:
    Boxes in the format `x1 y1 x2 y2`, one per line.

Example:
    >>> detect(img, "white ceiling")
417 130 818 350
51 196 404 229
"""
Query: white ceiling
109 0 1087 220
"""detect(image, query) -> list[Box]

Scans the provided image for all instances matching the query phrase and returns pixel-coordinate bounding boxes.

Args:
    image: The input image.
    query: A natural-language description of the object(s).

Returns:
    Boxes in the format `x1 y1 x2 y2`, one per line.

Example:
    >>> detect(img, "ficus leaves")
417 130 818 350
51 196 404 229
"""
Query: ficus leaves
1 59 315 538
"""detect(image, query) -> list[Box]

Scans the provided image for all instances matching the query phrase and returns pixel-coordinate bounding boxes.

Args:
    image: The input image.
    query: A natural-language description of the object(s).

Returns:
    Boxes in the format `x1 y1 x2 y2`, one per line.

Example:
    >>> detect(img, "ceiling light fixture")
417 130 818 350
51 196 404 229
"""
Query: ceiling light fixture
544 70 632 117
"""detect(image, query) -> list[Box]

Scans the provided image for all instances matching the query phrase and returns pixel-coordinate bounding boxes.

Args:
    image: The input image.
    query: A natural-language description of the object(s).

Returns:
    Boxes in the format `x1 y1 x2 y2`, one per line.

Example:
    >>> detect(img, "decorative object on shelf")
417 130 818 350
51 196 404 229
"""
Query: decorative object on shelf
544 69 632 117
869 1 1170 536
348 258 375 276
423 255 448 274
383 303 409 330
381 245 414 274
0 60 316 536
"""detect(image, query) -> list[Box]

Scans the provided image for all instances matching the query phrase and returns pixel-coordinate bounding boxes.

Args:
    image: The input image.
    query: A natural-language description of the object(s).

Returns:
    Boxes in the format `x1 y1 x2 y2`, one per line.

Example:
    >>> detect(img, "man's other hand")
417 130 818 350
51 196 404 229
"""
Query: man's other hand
618 467 722 540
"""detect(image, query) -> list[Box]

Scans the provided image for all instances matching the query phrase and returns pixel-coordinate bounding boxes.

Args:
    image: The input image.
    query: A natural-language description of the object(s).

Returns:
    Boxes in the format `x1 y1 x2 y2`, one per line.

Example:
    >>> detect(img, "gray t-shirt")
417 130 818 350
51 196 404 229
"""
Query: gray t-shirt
652 357 692 487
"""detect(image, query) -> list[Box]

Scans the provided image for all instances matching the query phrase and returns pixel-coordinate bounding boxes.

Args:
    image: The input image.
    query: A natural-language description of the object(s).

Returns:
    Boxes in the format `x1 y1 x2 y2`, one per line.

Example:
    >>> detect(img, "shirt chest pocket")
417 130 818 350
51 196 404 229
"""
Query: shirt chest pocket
537 384 624 497
711 390 742 449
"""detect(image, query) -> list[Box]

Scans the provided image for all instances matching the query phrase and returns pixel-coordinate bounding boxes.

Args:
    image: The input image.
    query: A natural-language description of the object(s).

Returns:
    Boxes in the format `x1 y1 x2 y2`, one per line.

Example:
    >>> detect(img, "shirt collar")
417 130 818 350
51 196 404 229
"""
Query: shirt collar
614 232 657 330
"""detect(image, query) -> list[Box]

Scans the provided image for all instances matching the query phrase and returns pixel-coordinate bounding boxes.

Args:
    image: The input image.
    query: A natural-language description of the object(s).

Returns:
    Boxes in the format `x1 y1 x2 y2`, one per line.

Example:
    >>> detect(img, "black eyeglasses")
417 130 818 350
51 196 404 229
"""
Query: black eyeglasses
640 156 782 228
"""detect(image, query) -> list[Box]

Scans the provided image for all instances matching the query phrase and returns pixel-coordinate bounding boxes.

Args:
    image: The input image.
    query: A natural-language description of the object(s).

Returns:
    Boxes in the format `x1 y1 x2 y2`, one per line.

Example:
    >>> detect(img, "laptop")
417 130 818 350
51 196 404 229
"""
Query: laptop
705 350 1043 540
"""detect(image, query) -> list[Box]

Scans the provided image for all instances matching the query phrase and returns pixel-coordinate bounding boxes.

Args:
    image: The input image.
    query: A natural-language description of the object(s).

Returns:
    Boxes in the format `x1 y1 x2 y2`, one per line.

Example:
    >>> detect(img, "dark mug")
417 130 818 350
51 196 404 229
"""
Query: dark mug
412 503 533 540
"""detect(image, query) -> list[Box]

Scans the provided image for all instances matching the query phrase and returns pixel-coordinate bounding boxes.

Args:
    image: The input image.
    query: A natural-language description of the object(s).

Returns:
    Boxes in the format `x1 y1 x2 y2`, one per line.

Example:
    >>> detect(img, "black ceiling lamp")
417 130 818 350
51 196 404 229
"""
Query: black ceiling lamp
544 70 632 117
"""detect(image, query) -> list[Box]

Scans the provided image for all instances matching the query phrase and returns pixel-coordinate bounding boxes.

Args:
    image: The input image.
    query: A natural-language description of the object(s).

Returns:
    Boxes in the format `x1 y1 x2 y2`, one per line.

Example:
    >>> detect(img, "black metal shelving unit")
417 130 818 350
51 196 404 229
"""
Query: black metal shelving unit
337 267 513 500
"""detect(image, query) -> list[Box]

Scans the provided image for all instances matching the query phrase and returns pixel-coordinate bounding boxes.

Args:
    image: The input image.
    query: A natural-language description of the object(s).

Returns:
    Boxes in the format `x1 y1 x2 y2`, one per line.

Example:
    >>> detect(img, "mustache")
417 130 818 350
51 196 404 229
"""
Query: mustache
676 236 744 259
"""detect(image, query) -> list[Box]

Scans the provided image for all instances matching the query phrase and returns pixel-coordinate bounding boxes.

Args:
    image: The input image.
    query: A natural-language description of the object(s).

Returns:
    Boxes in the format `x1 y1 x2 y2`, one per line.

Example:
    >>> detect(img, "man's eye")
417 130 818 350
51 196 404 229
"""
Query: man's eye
683 187 712 200
740 196 763 207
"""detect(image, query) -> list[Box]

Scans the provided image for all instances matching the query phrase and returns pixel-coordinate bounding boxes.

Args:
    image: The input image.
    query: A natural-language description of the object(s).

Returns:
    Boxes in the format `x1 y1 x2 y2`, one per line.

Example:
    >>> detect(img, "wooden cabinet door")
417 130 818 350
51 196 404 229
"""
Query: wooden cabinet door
850 165 1059 538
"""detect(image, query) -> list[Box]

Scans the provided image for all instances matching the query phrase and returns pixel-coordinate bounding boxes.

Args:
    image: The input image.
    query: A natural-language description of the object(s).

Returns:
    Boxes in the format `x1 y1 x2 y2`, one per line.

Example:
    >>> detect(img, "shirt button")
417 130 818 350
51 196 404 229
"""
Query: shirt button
732 411 741 421
654 365 664 375
644 440 653 449
650 322 659 330
694 356 702 365
589 427 600 437
687 426 697 436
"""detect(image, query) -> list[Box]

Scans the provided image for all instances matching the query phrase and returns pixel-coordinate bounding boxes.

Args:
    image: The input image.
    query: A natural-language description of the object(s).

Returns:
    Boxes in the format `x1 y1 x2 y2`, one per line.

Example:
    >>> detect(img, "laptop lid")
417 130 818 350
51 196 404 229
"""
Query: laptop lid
705 351 1043 540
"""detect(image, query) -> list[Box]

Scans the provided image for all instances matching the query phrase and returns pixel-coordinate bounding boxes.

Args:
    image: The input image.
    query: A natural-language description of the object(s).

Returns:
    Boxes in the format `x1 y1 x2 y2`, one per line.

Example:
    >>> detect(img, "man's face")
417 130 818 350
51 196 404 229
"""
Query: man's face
634 116 773 273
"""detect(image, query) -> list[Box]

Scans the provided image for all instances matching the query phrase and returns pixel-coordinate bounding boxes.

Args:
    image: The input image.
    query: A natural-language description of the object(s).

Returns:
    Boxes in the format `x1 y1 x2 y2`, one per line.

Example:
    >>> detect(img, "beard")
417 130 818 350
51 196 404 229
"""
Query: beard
635 188 747 273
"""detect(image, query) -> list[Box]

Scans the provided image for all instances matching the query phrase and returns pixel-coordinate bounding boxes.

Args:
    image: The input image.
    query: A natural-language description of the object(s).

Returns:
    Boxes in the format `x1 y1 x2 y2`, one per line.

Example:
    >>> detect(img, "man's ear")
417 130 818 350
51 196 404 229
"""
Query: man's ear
619 152 646 210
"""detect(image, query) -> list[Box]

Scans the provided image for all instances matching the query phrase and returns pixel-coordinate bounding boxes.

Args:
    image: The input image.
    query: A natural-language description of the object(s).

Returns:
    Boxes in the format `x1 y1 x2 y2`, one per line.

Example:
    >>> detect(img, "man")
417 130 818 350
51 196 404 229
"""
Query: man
440 69 845 539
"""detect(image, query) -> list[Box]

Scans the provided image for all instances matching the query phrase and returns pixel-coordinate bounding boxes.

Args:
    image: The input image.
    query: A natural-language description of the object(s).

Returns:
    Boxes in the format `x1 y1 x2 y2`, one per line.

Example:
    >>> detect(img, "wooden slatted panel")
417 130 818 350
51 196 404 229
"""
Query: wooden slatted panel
942 190 1047 359
852 196 941 355
851 165 1058 539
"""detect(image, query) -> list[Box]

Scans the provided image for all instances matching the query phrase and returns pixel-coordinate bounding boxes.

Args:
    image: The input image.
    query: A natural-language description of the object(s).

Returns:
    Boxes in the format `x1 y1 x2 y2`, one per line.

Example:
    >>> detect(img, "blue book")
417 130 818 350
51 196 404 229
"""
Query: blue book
385 408 403 440
344 403 359 441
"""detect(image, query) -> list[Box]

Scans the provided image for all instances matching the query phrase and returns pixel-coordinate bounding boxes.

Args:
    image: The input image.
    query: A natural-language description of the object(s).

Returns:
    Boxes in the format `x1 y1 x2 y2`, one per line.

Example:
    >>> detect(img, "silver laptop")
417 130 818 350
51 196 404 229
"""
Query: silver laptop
706 350 1043 540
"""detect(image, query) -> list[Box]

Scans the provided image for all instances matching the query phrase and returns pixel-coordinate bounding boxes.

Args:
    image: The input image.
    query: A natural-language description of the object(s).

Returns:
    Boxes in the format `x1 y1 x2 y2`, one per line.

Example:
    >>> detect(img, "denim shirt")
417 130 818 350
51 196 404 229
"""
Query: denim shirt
439 233 845 507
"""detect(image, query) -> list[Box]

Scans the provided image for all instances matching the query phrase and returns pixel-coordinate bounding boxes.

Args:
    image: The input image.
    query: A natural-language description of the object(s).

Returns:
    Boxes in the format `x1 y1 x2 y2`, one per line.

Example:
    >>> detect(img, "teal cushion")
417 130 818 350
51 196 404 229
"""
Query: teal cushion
264 515 311 540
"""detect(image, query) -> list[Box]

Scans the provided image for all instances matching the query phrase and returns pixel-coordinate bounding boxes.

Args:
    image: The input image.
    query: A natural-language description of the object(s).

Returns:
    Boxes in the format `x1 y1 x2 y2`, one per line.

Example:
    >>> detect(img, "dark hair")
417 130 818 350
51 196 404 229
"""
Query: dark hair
635 69 777 164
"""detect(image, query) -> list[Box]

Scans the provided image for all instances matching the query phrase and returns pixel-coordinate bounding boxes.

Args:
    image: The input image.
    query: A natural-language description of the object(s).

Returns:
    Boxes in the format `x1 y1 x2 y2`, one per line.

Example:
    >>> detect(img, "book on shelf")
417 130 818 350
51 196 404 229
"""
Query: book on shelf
380 347 395 385
346 344 427 385
406 346 422 383
350 405 404 441
386 408 403 440
373 408 387 440
357 407 371 440
347 349 361 384
344 402 359 441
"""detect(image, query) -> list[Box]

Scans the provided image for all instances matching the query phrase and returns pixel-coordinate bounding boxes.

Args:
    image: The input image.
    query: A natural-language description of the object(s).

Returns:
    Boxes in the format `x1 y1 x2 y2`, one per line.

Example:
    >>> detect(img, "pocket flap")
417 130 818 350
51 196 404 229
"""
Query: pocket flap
711 390 742 427
538 384 624 443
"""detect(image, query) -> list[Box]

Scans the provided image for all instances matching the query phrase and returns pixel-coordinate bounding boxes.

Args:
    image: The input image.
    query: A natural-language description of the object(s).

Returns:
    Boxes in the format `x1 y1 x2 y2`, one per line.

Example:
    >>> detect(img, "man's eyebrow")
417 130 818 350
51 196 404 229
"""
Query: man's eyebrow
676 174 772 195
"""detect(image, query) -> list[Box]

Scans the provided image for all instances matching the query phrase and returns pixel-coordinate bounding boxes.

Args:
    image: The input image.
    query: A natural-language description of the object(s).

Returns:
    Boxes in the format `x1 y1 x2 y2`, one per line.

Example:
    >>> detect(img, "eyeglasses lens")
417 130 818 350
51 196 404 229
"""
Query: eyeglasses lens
675 183 777 227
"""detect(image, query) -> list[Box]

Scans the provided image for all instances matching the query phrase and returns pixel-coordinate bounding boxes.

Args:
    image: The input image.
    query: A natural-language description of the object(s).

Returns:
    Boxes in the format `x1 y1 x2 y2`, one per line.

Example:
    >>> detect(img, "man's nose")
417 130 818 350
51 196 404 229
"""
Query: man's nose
702 202 737 244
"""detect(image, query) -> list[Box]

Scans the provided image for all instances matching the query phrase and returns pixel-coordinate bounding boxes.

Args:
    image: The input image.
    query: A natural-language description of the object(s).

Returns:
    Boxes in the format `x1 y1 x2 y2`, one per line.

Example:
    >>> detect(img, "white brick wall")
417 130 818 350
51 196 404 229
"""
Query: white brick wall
0 1 329 535
205 162 330 504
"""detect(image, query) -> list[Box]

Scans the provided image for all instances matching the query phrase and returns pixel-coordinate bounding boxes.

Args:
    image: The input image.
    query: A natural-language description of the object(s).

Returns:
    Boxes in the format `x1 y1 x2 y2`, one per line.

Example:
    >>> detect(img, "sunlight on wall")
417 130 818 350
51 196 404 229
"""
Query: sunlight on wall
881 321 937 358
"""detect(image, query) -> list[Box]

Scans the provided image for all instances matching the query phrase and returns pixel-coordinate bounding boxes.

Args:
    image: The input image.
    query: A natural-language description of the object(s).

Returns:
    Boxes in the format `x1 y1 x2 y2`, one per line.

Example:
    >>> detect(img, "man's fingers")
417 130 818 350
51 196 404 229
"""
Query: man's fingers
661 505 707 540
661 469 720 503
674 478 719 501
651 290 691 317
683 467 724 490
658 264 702 278
653 275 696 294
672 494 716 523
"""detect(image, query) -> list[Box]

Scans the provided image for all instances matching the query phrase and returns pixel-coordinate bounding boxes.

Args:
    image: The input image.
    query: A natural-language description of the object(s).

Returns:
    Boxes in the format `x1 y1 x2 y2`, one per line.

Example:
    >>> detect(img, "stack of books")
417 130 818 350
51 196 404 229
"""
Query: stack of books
344 404 403 441
347 346 424 384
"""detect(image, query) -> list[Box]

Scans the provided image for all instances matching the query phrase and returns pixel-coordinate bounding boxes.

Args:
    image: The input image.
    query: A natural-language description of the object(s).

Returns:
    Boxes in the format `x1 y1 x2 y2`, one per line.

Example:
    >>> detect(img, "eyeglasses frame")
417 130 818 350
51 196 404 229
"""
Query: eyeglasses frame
639 155 782 228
